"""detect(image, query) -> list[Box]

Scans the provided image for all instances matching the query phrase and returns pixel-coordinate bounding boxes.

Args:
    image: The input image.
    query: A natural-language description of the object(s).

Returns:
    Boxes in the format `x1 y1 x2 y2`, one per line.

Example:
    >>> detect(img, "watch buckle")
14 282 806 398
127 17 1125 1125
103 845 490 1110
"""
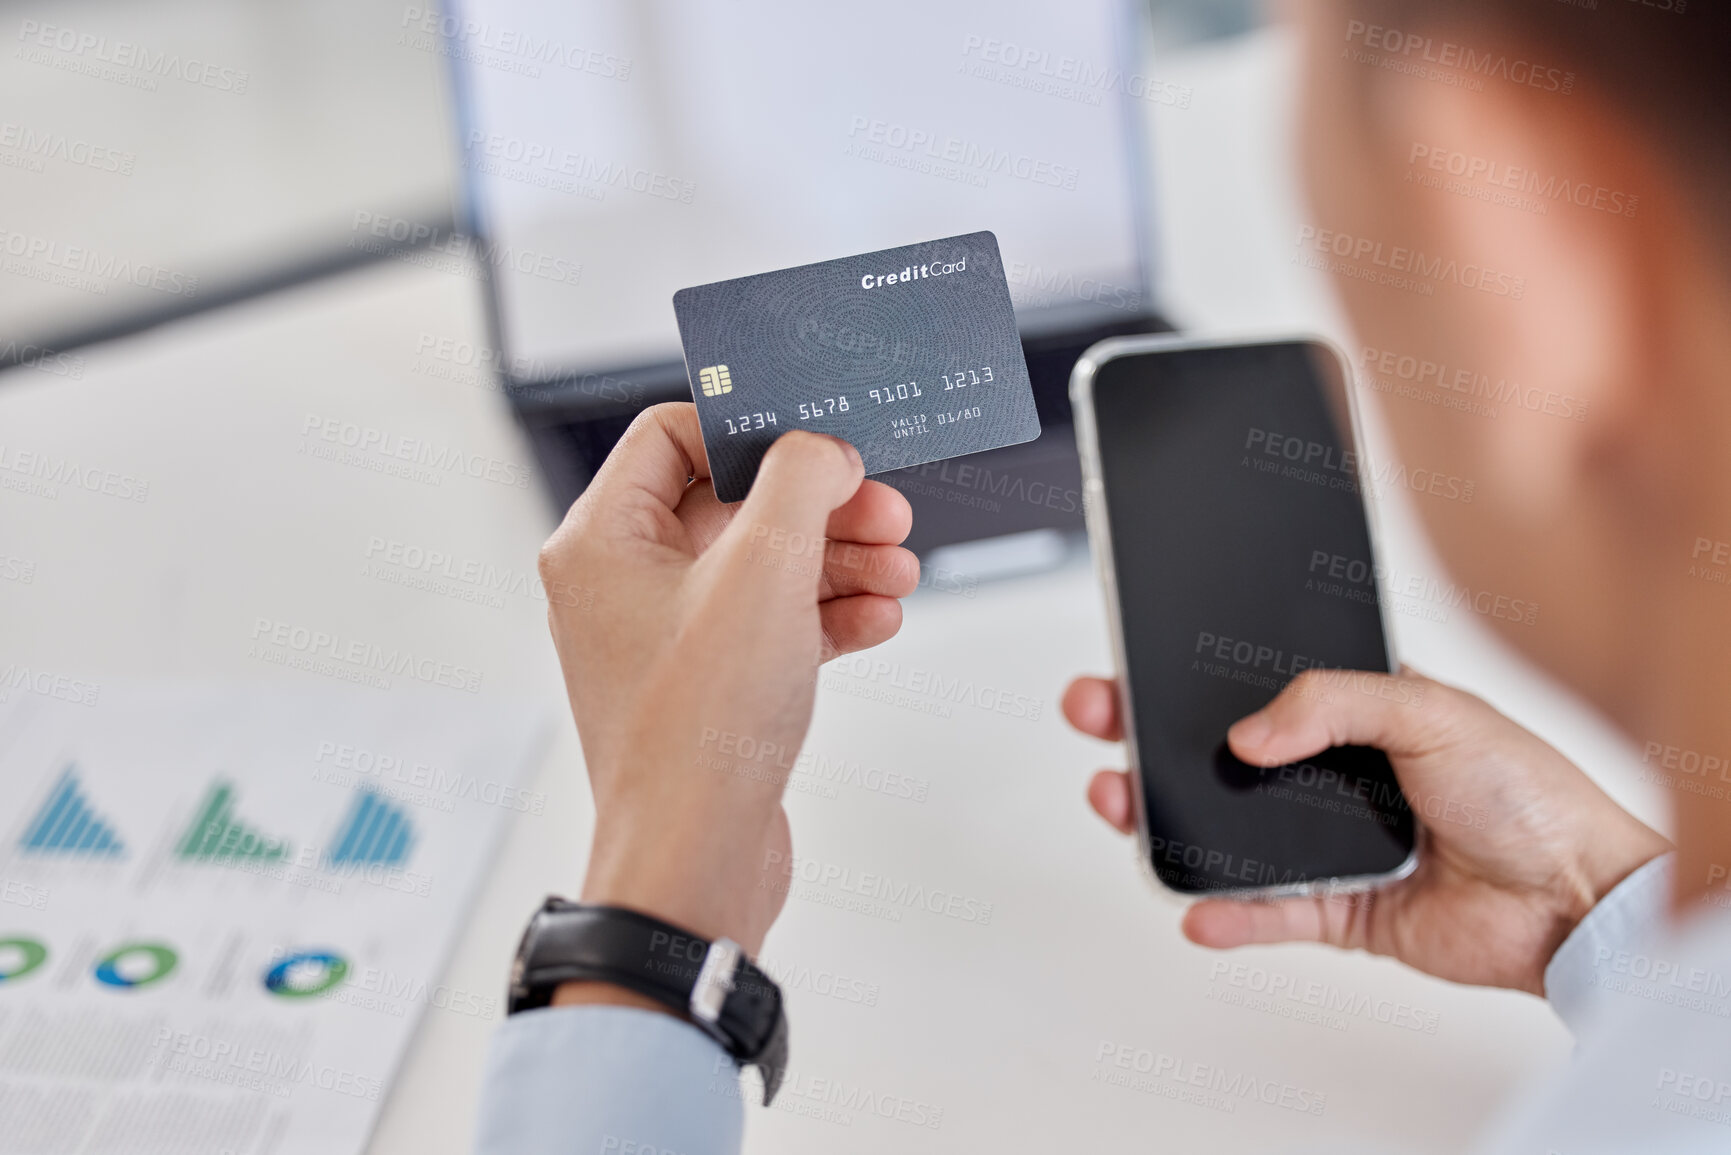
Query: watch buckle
689 937 741 1024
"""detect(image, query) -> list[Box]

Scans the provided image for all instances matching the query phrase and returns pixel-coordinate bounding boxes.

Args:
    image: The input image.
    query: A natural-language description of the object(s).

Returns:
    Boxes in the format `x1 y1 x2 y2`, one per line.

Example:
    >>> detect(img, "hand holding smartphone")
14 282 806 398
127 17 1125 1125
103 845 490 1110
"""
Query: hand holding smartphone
1071 335 1416 897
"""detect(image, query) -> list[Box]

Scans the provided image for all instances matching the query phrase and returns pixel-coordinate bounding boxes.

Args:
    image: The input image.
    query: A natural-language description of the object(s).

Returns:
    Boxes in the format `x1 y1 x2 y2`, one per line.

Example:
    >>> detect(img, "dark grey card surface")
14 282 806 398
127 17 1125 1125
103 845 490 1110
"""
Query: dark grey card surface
673 231 1039 503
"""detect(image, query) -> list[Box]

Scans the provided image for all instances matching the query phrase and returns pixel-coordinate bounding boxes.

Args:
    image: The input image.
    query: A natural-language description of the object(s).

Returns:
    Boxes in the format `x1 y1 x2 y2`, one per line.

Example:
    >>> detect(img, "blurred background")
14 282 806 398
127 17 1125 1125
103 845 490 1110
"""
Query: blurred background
0 1 1667 1153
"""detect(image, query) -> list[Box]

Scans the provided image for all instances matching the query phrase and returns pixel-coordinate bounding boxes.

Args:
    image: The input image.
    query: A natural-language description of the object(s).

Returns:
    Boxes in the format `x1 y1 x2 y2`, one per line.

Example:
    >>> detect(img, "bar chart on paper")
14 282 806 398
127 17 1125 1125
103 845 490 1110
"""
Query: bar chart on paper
0 688 547 1155
18 765 126 857
327 789 416 868
175 780 292 863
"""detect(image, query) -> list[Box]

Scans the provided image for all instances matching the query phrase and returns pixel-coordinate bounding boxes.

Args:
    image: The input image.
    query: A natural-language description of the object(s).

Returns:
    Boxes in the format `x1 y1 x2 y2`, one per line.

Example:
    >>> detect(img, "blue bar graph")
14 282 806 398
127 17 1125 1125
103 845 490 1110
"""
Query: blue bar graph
326 789 415 867
20 767 125 857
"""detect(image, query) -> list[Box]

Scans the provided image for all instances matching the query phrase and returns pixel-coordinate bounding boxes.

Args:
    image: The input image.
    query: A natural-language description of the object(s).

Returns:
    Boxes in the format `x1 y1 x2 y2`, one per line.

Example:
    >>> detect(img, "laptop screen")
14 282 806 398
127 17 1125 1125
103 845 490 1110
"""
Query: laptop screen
448 0 1159 388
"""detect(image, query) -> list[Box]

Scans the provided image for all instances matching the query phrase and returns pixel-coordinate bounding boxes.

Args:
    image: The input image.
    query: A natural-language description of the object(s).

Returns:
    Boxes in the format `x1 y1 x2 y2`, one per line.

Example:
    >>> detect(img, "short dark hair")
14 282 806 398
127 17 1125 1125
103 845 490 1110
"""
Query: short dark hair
1342 0 1730 222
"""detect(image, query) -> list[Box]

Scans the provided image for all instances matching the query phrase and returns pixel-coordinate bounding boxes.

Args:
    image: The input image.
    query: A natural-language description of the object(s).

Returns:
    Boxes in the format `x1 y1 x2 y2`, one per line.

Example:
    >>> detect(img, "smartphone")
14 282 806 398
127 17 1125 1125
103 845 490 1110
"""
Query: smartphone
1070 334 1417 897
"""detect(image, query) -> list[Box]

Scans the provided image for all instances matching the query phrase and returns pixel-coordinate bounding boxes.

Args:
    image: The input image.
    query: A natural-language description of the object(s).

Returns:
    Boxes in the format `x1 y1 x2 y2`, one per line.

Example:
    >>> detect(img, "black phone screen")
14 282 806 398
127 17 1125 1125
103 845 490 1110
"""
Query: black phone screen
1091 339 1415 893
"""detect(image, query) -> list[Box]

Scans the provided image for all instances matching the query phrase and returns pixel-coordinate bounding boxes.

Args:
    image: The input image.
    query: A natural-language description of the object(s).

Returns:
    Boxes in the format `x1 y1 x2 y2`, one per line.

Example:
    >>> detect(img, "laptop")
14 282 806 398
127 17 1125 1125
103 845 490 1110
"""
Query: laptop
445 0 1169 553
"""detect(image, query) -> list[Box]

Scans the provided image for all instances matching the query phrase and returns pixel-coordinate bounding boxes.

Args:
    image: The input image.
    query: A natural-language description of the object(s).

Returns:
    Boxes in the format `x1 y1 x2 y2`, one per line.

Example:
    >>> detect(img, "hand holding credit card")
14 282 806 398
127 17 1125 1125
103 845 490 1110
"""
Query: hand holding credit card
673 231 1041 503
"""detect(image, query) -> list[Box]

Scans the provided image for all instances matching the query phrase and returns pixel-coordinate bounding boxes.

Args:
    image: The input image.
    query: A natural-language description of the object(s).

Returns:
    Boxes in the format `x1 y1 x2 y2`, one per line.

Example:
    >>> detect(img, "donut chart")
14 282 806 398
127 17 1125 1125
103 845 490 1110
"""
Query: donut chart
264 950 350 998
93 942 178 989
0 937 48 983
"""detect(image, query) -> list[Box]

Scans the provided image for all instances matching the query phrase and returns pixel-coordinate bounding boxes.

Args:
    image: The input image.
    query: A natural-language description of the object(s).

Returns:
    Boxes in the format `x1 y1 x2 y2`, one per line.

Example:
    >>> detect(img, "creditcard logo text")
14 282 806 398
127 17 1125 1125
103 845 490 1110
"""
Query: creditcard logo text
860 257 967 291
698 365 733 396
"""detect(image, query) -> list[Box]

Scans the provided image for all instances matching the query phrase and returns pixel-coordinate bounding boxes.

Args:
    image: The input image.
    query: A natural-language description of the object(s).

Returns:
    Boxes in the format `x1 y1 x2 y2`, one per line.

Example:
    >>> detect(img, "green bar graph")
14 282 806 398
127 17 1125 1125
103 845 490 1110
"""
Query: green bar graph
174 781 288 863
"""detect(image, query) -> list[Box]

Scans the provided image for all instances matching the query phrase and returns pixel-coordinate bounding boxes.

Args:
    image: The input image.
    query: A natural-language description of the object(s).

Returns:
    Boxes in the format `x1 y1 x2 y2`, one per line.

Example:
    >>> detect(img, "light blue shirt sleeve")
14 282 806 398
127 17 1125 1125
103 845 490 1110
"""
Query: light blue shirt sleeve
1542 851 1674 1037
474 1005 743 1155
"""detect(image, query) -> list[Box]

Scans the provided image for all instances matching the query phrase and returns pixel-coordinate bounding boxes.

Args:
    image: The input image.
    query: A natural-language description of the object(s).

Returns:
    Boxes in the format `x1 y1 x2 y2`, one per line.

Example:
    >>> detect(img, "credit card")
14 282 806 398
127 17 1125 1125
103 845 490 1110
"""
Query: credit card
673 230 1040 503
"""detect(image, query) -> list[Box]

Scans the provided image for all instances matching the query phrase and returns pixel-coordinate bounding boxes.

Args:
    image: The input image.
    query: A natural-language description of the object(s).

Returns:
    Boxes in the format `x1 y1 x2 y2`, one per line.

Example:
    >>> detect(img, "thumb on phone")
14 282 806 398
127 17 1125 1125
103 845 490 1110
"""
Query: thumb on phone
1227 668 1435 769
1185 668 1435 952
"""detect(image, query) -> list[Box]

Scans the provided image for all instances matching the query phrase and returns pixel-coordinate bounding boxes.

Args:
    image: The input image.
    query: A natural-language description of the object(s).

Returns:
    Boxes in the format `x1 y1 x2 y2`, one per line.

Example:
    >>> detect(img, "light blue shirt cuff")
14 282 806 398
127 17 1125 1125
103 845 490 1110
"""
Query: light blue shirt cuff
1543 851 1673 1037
474 1005 743 1155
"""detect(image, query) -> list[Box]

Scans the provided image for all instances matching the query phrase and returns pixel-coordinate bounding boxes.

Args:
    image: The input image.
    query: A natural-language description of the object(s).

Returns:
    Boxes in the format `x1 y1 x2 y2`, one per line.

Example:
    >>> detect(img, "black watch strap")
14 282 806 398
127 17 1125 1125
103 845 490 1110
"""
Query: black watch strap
507 900 789 1105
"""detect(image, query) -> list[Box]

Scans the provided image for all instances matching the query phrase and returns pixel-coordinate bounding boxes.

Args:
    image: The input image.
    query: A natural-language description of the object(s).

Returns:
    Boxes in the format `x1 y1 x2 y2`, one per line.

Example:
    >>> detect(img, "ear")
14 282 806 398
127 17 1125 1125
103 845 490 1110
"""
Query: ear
1382 72 1663 520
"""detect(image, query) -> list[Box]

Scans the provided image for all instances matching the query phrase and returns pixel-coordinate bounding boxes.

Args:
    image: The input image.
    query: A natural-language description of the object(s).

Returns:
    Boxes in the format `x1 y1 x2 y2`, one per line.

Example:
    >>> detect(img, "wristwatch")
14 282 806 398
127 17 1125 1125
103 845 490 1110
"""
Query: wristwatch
506 899 790 1105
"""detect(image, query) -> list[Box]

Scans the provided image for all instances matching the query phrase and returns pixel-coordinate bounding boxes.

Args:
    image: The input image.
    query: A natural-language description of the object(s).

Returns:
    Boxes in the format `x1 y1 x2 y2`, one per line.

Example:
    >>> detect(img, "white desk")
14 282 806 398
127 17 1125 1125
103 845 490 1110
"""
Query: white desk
0 24 1666 1155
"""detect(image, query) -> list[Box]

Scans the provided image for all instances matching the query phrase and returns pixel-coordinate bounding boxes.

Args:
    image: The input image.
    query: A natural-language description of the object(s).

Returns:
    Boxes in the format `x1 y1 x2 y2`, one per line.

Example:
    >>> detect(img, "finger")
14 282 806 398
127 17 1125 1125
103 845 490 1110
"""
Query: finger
715 432 865 602
825 480 913 546
1227 668 1438 769
1087 769 1136 835
1062 677 1123 742
817 594 903 661
581 403 708 515
1181 890 1374 952
541 405 708 590
677 475 911 561
820 542 919 600
671 477 732 551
